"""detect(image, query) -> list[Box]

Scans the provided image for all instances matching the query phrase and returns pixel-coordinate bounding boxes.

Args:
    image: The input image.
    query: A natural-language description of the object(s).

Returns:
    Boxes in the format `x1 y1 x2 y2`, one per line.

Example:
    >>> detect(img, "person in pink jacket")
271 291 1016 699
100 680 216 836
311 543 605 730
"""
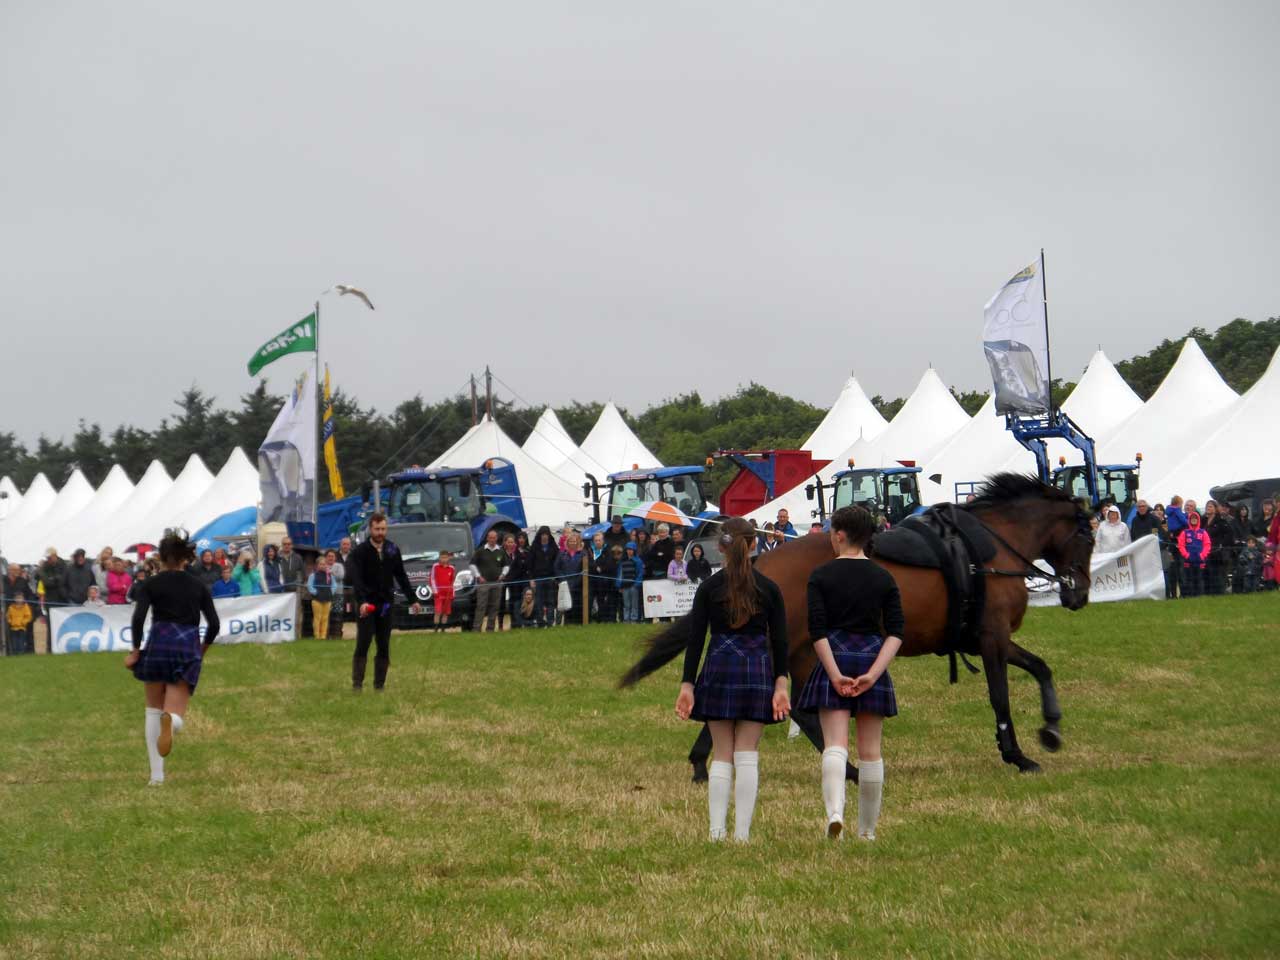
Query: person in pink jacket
106 557 133 605
1177 512 1211 598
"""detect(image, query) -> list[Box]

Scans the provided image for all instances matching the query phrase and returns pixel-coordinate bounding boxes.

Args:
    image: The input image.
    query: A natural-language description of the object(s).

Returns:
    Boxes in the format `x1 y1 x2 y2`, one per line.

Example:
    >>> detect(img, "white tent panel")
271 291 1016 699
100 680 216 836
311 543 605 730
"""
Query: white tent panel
43 465 136 557
131 454 217 546
748 368 969 526
0 476 22 511
430 416 587 529
6 471 97 563
1 473 57 553
919 396 1028 504
181 448 261 539
1142 344 1280 505
72 460 173 557
579 402 662 474
521 408 600 488
1098 339 1238 494
801 375 889 460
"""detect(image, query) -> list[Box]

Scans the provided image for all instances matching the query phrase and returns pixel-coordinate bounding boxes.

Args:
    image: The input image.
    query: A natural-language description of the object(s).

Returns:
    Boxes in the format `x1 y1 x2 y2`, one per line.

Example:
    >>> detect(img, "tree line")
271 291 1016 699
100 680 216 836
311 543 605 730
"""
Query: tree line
1 317 1274 501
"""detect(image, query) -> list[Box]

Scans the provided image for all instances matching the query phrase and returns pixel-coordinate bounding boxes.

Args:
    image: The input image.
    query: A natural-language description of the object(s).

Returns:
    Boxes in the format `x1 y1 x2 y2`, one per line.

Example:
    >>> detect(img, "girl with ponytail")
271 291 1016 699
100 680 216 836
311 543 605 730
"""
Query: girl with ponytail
674 517 789 842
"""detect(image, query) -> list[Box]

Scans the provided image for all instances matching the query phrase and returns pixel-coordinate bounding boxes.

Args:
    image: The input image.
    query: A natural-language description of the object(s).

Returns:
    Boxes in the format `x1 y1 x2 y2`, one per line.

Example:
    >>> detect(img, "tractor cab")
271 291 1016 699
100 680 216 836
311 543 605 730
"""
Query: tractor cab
378 459 527 547
1052 457 1141 515
808 463 924 527
583 466 721 540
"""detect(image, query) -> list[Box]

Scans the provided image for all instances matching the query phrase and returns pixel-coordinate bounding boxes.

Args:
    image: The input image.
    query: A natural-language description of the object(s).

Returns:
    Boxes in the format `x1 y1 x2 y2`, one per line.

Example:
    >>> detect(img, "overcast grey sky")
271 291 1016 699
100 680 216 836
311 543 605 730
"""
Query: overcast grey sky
3 1 1277 445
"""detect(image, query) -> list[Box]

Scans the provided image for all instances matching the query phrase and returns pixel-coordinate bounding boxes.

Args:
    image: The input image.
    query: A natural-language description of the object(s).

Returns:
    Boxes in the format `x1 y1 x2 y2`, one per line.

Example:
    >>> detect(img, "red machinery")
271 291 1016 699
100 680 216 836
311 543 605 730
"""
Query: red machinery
714 449 831 518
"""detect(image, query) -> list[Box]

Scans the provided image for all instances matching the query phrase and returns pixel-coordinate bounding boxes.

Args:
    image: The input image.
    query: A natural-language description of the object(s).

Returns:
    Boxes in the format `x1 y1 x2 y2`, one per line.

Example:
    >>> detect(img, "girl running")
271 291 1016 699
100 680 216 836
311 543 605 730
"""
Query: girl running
123 533 220 785
794 505 903 840
675 517 789 841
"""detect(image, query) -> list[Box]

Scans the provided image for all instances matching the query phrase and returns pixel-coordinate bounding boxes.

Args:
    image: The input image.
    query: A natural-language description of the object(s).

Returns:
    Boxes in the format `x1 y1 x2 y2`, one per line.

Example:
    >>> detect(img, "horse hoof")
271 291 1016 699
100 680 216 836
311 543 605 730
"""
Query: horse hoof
691 763 708 784
1016 757 1042 774
1038 725 1062 753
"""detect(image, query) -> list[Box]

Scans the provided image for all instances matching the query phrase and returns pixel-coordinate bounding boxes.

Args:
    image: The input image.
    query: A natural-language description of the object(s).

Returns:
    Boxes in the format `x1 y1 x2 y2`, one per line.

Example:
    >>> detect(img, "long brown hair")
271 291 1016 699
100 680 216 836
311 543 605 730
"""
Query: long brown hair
719 517 759 629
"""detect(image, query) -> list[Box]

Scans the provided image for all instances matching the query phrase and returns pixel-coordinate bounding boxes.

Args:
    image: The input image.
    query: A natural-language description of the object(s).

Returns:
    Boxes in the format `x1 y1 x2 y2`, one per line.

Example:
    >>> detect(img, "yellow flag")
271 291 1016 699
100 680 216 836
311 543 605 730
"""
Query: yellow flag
322 365 345 498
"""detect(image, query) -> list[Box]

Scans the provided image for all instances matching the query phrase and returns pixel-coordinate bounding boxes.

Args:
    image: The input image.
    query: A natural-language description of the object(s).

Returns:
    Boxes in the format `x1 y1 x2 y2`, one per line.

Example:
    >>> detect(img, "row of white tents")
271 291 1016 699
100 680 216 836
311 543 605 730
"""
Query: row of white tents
3 341 1274 560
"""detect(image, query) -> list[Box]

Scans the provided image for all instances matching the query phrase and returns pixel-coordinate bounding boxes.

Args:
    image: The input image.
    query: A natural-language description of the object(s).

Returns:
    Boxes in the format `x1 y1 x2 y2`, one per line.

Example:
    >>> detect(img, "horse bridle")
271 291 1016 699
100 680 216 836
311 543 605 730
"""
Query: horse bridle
972 509 1093 592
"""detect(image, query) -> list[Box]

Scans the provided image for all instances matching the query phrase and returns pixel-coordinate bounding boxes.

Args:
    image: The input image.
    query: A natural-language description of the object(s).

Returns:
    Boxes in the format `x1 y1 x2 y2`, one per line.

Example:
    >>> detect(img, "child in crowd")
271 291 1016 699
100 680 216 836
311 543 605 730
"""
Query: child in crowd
1178 512 1211 597
668 546 688 583
1238 537 1263 594
430 550 456 633
686 543 712 582
519 588 536 626
306 556 335 639
617 542 645 623
6 595 34 654
211 564 240 599
85 585 105 607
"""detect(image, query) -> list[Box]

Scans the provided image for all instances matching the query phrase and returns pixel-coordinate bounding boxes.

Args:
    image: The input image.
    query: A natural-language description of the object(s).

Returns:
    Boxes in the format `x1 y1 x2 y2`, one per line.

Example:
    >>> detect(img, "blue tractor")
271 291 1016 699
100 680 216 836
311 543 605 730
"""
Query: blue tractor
1003 409 1140 514
582 466 724 540
806 462 925 527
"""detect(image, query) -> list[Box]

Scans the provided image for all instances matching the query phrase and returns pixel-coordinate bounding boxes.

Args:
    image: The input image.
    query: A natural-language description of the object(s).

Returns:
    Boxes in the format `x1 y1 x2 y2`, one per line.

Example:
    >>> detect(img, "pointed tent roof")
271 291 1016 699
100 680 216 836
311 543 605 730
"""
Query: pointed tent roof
579 402 662 474
1142 344 1280 504
133 454 216 546
918 395 1028 504
429 415 585 529
181 448 261 538
801 375 889 460
5 471 96 562
43 464 136 556
0 476 21 512
521 408 600 487
2 473 57 549
1098 339 1237 488
748 368 970 526
75 460 173 557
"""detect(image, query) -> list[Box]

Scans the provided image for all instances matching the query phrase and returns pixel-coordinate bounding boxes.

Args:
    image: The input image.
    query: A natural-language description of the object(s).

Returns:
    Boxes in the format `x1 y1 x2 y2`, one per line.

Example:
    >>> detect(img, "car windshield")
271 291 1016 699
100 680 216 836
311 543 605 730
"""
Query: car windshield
388 477 480 523
389 524 472 560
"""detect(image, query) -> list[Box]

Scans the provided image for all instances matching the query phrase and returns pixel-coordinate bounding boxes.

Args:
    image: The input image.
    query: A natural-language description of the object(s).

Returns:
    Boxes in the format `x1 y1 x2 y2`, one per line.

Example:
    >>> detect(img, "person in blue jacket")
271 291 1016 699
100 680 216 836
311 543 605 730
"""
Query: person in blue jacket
210 564 241 599
616 542 646 623
1164 496 1190 597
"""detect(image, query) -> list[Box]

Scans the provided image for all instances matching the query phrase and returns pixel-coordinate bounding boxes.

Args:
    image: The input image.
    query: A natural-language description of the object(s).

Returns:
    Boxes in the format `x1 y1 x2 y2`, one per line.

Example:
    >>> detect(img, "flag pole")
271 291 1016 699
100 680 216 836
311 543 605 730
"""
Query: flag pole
313 298 321 543
1041 248 1053 412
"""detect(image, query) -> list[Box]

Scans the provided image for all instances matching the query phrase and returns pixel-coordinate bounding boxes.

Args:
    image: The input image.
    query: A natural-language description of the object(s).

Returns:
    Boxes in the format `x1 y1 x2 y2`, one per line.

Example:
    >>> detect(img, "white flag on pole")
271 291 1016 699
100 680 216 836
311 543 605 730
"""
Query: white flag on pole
983 257 1051 415
258 369 317 527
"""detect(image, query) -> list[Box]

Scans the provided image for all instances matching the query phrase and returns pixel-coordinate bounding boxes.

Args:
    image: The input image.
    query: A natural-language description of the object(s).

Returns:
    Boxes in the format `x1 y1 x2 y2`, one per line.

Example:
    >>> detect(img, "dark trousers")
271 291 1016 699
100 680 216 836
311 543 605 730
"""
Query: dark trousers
1165 554 1182 598
355 611 393 660
1182 563 1205 598
535 579 558 626
598 587 619 623
1206 556 1226 595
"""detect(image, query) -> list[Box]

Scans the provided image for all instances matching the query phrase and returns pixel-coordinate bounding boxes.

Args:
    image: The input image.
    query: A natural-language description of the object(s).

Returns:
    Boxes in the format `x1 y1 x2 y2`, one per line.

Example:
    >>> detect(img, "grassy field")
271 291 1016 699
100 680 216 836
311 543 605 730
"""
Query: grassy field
0 595 1277 959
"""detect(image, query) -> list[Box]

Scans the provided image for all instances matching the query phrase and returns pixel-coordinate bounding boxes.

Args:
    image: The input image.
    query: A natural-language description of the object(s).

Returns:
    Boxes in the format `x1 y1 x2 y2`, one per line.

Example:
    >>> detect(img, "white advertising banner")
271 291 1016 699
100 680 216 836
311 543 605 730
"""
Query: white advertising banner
50 594 298 654
1027 535 1165 607
642 578 700 620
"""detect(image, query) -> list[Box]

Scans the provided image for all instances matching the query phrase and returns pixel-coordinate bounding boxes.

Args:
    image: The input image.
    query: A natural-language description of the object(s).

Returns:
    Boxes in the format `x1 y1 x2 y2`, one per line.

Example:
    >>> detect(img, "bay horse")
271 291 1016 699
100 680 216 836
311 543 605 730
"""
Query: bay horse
621 474 1095 776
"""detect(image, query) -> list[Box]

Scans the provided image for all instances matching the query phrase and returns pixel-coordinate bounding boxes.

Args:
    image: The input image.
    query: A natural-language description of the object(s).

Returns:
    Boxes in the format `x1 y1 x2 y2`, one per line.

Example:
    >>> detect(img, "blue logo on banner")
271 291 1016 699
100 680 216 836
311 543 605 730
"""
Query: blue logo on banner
58 612 113 653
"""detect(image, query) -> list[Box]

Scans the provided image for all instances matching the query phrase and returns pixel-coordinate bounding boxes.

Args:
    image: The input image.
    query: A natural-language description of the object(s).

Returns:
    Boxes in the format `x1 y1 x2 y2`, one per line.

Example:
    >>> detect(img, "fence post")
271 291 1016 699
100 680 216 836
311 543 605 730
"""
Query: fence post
581 552 589 626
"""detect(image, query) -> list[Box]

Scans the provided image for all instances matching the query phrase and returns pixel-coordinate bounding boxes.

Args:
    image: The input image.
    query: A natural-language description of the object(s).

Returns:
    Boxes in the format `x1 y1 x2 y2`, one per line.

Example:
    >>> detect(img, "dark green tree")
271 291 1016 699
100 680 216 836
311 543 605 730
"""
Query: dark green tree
70 422 115 486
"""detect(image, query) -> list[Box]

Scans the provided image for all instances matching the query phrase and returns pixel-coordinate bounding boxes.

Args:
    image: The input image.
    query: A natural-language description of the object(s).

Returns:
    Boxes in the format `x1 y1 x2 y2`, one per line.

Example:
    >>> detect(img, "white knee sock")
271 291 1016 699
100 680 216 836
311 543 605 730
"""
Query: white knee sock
857 758 884 839
733 751 759 842
708 760 733 840
144 708 164 783
169 713 185 734
822 746 849 825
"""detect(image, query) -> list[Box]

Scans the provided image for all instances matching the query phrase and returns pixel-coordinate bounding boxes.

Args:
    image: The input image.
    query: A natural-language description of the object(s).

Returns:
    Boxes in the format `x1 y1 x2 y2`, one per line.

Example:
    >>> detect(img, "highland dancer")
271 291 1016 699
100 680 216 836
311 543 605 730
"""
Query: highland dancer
348 513 422 690
675 517 790 842
123 533 220 785
794 505 904 841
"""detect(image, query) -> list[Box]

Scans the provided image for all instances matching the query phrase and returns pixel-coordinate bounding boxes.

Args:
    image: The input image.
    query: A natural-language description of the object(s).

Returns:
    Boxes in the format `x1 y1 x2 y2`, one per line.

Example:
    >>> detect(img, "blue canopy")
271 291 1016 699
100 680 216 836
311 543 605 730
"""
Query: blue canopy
191 506 258 543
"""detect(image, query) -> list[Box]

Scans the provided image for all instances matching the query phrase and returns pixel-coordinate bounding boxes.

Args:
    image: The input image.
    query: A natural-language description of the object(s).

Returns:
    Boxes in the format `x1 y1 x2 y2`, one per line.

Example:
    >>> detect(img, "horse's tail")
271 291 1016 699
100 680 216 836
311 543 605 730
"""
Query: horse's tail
619 616 691 688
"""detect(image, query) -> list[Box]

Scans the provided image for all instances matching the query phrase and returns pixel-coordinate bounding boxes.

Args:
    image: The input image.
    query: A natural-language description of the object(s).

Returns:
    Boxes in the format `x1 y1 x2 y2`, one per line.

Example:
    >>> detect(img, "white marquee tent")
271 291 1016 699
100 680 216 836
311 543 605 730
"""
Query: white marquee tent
40 464 136 558
521 408 600 488
0 476 22 511
131 454 216 547
1098 339 1238 495
748 368 970 526
919 396 1028 504
5 470 96 563
179 448 260 542
1 473 56 553
70 460 173 559
430 415 586 529
579 402 662 474
801 375 889 460
1142 344 1280 505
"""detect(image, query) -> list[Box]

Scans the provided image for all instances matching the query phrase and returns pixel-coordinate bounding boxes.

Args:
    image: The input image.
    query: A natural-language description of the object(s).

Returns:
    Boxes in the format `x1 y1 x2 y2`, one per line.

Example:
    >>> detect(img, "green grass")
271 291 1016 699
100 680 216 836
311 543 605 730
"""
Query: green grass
1 595 1278 959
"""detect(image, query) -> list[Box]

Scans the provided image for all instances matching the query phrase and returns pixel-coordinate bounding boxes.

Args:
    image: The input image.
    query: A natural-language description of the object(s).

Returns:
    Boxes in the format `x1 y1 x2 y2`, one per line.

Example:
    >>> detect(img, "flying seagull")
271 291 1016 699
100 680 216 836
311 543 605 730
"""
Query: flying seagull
333 284 375 310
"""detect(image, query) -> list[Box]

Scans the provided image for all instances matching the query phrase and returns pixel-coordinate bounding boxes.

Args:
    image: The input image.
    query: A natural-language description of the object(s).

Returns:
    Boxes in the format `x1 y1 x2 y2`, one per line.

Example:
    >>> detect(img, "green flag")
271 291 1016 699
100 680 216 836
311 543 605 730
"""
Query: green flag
247 313 317 376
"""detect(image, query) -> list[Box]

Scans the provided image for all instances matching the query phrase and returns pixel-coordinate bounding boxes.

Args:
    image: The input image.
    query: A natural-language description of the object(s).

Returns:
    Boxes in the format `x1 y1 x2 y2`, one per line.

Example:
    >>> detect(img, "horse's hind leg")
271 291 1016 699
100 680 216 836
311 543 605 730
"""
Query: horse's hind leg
688 725 711 783
1007 642 1062 753
981 649 1041 773
792 707 858 782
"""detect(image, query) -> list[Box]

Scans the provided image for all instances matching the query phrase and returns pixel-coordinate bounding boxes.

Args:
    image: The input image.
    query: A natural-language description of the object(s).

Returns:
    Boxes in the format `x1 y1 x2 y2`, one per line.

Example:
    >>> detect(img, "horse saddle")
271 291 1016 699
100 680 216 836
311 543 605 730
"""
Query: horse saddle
871 503 997 681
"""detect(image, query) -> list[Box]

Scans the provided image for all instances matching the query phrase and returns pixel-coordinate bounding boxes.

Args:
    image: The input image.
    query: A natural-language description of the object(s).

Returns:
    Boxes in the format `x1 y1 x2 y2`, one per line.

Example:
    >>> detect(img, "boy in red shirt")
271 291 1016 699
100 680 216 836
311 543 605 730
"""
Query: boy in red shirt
430 551 456 633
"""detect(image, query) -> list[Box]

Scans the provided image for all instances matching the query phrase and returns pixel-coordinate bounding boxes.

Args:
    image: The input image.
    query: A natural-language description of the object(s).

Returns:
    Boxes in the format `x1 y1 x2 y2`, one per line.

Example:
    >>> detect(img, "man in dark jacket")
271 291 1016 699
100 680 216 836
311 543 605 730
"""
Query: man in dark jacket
470 528 506 631
645 523 675 579
36 549 69 609
65 549 96 605
529 526 559 627
347 514 421 691
1129 500 1161 541
602 516 630 552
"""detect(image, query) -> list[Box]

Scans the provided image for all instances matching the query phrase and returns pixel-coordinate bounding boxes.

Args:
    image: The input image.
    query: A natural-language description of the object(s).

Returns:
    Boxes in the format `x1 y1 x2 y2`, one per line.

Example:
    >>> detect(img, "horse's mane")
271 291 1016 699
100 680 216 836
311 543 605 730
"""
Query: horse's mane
965 472 1078 511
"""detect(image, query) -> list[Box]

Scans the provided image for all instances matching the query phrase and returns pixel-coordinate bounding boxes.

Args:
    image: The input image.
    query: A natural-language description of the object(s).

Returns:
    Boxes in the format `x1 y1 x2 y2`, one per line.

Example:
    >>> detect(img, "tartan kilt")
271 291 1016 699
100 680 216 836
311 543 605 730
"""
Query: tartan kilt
691 633 779 725
132 622 205 694
795 630 897 717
